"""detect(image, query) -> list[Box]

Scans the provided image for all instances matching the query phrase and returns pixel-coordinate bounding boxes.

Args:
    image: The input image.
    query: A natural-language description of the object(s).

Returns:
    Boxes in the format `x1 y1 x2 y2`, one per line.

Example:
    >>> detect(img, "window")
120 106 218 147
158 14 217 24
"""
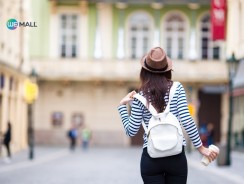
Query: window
128 13 152 59
51 112 63 127
164 13 186 59
200 14 220 60
59 14 78 58
71 113 84 127
0 74 4 89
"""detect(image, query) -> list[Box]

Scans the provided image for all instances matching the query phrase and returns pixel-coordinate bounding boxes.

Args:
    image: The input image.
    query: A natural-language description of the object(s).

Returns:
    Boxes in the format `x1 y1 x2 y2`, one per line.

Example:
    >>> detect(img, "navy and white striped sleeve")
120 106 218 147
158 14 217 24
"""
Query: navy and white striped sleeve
177 83 203 148
117 99 143 137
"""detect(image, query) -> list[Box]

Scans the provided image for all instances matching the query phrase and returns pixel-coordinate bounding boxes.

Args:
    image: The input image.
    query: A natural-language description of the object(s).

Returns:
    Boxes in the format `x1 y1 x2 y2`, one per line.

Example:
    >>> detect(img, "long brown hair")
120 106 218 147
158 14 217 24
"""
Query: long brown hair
139 68 172 113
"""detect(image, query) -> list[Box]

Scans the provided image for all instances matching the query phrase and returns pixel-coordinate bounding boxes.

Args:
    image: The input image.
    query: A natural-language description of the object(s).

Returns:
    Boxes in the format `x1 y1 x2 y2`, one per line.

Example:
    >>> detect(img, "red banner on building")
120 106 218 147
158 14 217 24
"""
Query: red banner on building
211 0 227 40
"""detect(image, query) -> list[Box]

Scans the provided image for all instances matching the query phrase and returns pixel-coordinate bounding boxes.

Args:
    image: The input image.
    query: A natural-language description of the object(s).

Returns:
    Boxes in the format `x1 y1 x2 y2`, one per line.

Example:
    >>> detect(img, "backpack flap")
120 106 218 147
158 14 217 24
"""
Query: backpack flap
149 123 179 151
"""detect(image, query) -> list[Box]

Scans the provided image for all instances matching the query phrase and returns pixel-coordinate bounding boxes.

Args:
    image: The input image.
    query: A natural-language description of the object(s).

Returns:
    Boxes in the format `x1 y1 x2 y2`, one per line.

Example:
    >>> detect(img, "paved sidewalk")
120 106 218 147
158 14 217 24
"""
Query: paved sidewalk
0 146 66 165
186 150 244 184
0 146 243 184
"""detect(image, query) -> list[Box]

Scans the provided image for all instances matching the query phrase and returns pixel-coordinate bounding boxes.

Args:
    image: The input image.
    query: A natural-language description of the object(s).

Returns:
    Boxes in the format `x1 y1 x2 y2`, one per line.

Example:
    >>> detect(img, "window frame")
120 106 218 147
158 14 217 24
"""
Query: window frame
58 12 80 58
197 12 221 60
51 111 64 127
160 10 190 60
162 11 189 60
125 11 154 60
71 113 84 127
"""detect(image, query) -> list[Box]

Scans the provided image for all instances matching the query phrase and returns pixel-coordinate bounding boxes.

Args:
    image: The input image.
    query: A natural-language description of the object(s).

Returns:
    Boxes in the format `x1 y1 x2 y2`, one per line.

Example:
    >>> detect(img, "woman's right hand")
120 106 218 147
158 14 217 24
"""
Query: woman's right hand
197 145 218 162
118 91 137 106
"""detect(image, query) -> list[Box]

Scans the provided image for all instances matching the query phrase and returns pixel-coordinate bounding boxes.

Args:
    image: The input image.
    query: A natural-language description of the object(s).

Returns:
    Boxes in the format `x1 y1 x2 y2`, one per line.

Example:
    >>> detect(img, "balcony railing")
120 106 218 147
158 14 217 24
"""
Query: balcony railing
31 59 228 83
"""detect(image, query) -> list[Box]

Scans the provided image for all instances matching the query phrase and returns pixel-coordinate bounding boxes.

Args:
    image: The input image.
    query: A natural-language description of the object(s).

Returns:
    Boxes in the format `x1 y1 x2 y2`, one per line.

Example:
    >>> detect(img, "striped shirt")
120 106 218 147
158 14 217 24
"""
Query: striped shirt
118 82 202 149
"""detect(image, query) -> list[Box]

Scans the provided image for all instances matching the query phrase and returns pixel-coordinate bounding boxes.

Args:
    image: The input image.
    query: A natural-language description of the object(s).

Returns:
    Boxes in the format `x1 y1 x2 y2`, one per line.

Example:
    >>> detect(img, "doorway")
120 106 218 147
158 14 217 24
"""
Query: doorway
198 90 221 143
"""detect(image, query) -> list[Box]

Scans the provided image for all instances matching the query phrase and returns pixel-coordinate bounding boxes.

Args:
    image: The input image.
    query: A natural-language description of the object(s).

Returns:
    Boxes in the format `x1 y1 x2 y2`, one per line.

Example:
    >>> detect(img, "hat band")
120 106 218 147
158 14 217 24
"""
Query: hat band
144 59 168 72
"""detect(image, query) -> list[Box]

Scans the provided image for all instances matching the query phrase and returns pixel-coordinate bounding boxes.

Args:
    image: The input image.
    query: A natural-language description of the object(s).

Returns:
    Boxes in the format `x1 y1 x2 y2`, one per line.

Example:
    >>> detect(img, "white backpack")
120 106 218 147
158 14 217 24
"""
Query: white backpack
134 82 183 158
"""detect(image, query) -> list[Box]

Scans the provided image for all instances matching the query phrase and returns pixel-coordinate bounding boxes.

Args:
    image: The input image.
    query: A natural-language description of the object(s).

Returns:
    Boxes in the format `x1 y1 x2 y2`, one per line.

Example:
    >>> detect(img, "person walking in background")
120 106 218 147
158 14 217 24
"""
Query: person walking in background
81 125 92 150
207 123 215 146
67 125 78 151
3 122 12 162
0 131 3 157
117 47 219 184
199 123 208 147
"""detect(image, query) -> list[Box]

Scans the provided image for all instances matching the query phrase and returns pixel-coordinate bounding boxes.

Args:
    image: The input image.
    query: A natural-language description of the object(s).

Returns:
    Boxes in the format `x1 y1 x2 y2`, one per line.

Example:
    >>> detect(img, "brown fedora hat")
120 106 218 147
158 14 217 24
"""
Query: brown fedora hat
140 47 172 73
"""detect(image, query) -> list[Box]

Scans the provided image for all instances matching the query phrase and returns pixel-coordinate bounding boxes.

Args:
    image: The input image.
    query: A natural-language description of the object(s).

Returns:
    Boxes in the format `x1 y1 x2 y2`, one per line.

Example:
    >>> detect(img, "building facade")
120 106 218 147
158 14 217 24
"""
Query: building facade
227 0 244 149
30 0 229 147
0 0 31 156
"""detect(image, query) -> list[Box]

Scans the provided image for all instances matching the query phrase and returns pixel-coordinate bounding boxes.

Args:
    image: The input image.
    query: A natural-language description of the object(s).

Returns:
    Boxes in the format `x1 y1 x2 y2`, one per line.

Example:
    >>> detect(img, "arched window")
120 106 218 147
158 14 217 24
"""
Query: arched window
200 14 220 60
128 13 152 59
164 13 186 59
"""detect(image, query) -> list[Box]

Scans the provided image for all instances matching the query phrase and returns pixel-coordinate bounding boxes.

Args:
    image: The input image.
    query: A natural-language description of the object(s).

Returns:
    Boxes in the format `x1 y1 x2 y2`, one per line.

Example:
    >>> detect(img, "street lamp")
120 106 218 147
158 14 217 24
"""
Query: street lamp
226 53 239 166
26 68 38 160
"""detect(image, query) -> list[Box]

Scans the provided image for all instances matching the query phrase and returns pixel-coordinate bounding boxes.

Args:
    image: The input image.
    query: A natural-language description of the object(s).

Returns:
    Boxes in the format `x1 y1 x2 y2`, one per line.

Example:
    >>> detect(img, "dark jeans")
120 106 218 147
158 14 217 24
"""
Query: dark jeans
4 142 11 158
140 147 187 184
70 138 76 150
82 140 89 150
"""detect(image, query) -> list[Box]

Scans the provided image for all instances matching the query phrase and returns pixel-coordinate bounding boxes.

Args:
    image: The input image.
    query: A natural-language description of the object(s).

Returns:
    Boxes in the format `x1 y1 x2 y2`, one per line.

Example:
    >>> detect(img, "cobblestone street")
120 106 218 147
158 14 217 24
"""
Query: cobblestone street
0 147 243 184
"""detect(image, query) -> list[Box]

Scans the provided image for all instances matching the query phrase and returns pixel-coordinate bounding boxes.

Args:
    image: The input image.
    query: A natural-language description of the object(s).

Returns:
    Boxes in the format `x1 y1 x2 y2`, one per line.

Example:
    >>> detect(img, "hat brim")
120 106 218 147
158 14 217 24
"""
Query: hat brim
140 54 172 73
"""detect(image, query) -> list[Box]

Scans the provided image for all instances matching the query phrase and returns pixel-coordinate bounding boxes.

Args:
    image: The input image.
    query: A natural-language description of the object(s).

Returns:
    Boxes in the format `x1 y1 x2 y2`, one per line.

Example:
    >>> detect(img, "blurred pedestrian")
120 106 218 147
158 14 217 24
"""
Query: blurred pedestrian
242 129 244 146
117 47 218 184
0 131 3 156
67 125 78 151
81 125 92 150
199 123 208 147
207 123 215 146
3 122 12 162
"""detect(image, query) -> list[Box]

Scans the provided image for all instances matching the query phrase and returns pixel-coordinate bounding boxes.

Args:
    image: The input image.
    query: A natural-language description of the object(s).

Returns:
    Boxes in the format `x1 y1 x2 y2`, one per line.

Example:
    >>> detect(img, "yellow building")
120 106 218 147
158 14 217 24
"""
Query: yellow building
0 0 31 155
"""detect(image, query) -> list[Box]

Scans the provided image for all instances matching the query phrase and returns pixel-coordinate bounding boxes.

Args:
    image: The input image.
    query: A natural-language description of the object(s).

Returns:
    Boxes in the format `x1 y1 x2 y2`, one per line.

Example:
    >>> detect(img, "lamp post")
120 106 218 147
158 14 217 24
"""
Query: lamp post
25 68 38 160
226 53 238 166
28 93 34 160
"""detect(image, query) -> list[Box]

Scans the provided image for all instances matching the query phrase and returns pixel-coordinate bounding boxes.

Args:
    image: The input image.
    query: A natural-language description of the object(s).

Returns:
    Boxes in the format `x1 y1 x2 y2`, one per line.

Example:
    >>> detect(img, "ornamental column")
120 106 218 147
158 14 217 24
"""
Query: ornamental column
116 2 127 59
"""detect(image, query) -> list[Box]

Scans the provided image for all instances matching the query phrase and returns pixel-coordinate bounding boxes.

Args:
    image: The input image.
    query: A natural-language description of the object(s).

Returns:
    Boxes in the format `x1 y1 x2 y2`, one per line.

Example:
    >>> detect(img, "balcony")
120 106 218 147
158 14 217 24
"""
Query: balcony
31 59 228 84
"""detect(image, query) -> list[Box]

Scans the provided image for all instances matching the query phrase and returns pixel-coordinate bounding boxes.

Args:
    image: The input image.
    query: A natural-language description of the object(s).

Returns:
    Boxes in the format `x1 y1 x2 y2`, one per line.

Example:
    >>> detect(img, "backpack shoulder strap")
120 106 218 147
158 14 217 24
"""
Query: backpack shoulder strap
164 81 179 113
133 94 156 135
133 94 157 116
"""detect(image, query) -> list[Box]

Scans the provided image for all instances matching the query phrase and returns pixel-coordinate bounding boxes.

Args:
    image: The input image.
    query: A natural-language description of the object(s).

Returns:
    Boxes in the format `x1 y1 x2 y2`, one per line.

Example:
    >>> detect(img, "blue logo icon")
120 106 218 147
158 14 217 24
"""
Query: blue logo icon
6 19 18 30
